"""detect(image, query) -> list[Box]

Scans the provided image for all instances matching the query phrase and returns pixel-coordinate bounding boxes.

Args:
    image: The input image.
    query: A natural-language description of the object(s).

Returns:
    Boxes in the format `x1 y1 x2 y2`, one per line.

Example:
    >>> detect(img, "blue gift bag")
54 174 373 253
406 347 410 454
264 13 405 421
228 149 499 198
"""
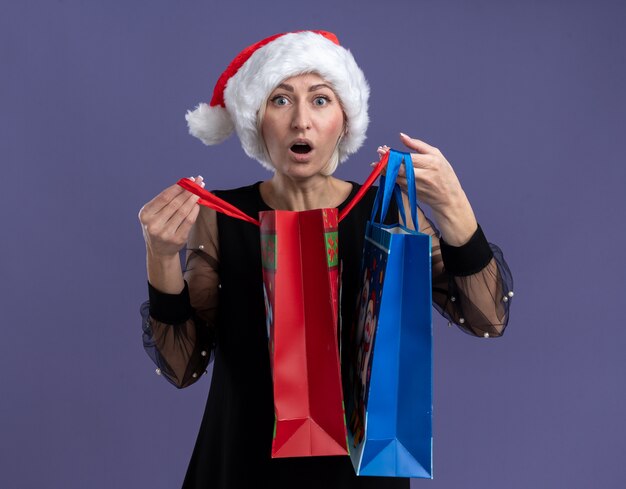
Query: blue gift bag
346 149 433 478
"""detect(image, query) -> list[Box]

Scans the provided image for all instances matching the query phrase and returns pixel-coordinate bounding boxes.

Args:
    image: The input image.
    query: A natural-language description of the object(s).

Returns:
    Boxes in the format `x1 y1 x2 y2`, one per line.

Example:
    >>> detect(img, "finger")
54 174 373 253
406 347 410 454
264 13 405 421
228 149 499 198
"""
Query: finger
143 183 188 217
397 163 435 178
155 185 197 220
148 174 203 214
180 175 206 190
175 199 201 238
395 176 409 195
397 164 426 177
370 161 388 176
164 189 201 229
396 168 429 192
194 175 206 188
161 173 205 234
399 132 439 155
408 152 440 170
174 176 205 204
147 184 185 208
376 145 389 158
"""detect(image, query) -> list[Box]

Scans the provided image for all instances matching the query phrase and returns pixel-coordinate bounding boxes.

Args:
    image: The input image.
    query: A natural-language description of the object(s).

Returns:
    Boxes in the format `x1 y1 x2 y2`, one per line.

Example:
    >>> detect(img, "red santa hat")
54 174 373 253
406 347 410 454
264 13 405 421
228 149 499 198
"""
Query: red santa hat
185 30 370 170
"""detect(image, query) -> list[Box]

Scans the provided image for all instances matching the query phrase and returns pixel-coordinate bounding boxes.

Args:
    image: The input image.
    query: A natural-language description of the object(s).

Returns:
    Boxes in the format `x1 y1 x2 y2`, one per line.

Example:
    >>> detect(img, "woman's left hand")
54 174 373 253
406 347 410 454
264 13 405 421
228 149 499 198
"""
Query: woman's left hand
376 133 479 246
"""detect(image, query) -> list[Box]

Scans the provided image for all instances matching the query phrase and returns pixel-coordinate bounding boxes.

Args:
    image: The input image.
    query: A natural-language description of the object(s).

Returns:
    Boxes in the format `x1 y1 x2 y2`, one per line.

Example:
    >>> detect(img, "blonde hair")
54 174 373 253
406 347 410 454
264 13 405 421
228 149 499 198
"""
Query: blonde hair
320 143 341 176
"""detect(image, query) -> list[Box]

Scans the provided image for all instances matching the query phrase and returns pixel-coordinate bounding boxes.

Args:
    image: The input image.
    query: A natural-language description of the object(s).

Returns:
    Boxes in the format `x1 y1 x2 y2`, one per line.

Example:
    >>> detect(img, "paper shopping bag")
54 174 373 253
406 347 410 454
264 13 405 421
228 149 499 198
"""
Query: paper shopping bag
260 208 348 457
345 149 433 478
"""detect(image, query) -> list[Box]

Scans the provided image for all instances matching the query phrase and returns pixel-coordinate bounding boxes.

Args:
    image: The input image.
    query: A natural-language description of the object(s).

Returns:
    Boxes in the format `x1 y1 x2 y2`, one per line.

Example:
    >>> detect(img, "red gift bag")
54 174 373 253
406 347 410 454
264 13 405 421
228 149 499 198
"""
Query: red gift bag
177 159 386 458
260 208 345 457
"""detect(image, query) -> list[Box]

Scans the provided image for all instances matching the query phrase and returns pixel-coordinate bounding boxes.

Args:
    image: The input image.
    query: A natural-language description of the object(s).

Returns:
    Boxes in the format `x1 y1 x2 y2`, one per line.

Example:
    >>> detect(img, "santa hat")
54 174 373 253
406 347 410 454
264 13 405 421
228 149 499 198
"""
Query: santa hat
185 30 370 170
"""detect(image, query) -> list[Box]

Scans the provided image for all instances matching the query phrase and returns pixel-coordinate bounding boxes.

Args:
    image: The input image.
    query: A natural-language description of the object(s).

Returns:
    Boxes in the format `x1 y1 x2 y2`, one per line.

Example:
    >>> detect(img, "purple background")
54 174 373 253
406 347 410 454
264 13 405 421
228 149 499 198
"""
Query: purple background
2 1 625 487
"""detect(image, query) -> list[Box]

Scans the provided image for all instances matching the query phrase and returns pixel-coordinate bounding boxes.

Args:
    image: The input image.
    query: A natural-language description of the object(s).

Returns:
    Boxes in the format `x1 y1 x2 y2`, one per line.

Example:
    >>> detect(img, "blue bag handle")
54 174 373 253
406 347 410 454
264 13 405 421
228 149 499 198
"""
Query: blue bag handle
370 150 403 222
370 149 419 230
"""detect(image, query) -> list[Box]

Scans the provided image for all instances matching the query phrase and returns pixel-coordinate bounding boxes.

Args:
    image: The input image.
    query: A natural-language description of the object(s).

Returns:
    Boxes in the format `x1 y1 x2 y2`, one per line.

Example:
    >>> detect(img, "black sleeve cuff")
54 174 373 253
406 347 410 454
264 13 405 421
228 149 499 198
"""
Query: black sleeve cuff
148 281 193 324
440 224 494 276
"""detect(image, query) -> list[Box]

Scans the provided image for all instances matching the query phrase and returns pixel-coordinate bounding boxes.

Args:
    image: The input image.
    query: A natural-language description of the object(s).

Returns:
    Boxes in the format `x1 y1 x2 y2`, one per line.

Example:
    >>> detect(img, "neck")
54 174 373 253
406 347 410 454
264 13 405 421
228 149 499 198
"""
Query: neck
261 173 350 211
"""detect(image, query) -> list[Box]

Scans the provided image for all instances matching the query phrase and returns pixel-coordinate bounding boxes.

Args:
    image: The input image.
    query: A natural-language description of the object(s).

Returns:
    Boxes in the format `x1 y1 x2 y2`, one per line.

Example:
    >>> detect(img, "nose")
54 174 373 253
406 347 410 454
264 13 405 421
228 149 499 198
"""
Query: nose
291 101 311 130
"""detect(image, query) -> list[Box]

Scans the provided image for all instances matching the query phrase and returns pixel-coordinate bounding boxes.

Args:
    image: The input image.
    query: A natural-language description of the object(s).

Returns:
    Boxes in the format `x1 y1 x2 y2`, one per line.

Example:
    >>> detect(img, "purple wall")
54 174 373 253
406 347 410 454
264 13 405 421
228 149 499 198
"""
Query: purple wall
2 1 625 487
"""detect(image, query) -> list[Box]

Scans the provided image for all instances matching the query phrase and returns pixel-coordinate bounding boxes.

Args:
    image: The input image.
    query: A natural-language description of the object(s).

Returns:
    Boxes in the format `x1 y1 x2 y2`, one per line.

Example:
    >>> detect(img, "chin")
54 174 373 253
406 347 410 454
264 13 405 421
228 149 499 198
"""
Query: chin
276 159 326 180
284 167 324 181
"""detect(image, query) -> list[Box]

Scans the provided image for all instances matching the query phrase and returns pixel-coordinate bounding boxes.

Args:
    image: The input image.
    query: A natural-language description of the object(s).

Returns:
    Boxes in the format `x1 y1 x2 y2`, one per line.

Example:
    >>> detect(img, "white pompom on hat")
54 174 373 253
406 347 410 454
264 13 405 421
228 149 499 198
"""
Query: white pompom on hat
185 30 370 170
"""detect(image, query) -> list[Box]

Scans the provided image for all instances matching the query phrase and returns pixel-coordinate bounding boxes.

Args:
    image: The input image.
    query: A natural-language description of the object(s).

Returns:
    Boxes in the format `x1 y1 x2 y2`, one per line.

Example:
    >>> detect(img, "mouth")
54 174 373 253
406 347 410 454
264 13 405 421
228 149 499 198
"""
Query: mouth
290 141 313 155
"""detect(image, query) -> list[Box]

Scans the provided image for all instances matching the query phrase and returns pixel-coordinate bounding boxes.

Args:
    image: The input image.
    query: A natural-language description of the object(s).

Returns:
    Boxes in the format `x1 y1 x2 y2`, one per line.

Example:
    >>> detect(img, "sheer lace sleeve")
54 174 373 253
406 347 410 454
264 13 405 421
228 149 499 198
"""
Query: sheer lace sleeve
402 199 513 337
140 206 220 388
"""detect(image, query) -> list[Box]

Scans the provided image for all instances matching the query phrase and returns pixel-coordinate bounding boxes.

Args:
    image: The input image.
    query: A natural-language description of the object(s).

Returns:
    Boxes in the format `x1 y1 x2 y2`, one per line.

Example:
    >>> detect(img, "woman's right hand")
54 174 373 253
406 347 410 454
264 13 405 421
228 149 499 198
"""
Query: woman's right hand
138 175 205 258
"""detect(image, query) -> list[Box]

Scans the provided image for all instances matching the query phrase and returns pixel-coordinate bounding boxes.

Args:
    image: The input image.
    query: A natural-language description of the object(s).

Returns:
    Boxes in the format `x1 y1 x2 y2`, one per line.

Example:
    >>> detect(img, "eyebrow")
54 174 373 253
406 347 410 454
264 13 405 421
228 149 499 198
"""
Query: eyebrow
275 83 334 93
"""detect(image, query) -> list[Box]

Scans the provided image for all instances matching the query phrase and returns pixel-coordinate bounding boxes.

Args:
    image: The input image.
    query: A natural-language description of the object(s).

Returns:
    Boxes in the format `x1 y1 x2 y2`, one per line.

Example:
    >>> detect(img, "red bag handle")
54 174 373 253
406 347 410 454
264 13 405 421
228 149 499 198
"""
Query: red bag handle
338 152 388 222
176 153 388 226
176 178 261 226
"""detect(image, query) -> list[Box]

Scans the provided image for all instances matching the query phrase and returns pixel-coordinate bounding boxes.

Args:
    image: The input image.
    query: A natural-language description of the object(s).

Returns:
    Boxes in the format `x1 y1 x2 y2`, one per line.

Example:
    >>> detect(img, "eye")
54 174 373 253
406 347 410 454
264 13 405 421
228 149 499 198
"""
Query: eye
313 96 329 106
271 95 289 106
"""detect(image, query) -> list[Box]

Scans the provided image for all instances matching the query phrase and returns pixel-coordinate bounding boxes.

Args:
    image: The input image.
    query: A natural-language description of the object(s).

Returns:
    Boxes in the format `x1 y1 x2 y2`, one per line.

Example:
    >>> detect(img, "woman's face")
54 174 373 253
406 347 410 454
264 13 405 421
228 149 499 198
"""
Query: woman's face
261 73 345 179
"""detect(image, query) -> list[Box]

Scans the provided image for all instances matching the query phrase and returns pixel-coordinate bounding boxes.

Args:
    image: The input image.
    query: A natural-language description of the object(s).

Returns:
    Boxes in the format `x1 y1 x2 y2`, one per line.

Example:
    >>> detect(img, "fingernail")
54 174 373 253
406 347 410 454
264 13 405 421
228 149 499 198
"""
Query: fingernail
197 175 203 180
400 132 408 138
189 176 195 181
370 162 377 167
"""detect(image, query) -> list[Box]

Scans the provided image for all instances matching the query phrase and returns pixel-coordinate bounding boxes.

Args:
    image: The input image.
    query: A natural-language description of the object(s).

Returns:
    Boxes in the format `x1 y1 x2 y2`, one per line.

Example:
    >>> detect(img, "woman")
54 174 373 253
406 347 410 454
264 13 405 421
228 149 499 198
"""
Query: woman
139 31 513 489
